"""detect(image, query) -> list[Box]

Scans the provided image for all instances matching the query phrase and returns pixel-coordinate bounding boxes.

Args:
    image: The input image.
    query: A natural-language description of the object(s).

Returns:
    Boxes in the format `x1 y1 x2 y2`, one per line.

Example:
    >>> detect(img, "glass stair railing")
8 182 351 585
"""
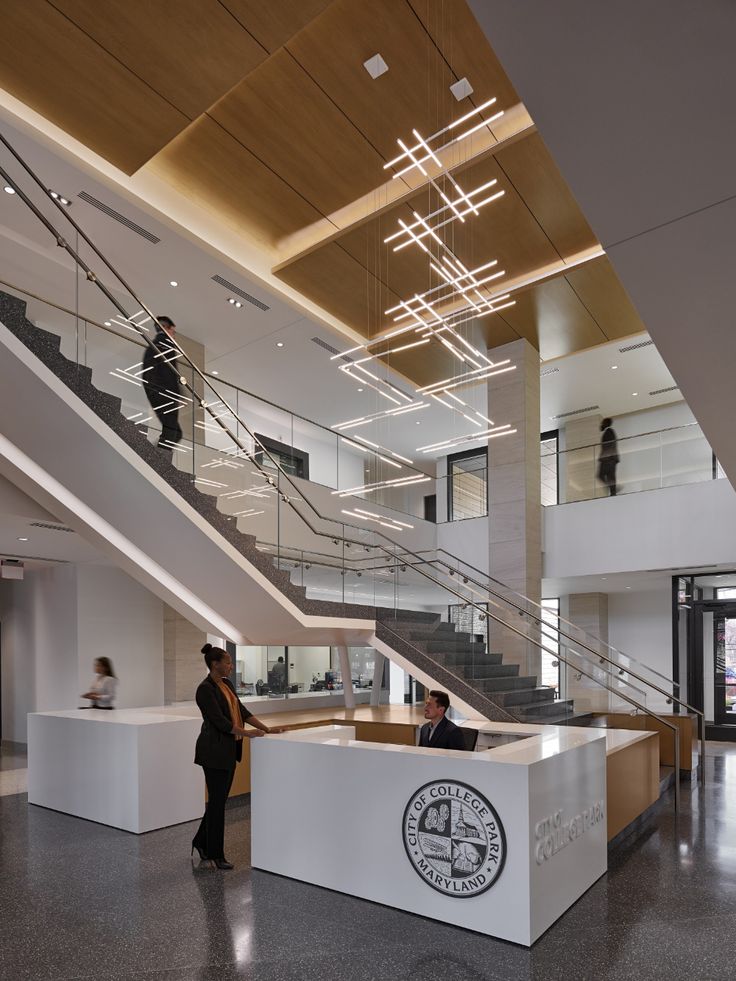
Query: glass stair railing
0 132 692 805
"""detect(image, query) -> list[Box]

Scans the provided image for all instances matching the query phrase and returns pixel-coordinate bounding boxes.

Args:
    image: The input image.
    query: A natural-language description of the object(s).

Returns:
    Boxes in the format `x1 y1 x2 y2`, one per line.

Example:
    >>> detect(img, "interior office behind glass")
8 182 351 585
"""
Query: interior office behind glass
229 644 380 700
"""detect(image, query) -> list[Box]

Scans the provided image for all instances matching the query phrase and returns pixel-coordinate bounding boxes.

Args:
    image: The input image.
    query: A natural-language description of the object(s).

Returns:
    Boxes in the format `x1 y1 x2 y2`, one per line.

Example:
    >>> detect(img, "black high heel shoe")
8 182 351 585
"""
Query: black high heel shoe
191 843 209 862
214 858 234 870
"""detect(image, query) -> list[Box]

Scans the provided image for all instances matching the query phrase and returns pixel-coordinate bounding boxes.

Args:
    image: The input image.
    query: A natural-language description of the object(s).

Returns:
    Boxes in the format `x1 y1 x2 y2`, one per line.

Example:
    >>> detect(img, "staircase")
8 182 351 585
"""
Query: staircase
379 615 574 723
0 287 581 724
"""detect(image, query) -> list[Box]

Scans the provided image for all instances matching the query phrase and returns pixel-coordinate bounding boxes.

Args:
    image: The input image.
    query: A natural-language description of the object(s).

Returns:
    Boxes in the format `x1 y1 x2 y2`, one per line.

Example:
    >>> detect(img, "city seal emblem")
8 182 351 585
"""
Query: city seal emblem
402 780 506 897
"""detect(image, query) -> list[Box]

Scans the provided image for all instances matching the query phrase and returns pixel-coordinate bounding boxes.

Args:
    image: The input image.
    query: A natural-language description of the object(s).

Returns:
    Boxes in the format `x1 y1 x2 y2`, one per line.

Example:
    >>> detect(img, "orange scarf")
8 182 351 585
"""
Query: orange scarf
217 680 242 740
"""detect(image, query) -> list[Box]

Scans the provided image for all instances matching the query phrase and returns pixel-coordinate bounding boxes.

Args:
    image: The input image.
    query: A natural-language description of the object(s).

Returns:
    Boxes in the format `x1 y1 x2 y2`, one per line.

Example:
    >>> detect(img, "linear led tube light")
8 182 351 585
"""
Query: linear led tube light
418 359 512 392
384 99 504 179
416 425 515 453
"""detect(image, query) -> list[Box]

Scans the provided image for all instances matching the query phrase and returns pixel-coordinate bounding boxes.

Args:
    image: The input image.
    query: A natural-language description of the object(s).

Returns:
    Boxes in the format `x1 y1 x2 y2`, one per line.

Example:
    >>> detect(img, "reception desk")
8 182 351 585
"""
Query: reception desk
27 709 202 833
251 722 608 947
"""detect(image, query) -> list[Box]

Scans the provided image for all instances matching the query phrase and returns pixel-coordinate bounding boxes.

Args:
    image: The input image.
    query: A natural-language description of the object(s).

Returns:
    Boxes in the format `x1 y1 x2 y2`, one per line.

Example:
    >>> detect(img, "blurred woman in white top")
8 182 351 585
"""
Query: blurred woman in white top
81 657 117 709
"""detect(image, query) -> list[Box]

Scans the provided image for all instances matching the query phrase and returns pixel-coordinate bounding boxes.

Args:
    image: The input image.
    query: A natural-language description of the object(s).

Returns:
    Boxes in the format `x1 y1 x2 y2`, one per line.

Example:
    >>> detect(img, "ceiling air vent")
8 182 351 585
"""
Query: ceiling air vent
211 275 270 311
649 385 679 396
618 339 654 353
540 366 560 377
311 336 353 363
552 404 599 421
29 521 76 533
77 191 161 244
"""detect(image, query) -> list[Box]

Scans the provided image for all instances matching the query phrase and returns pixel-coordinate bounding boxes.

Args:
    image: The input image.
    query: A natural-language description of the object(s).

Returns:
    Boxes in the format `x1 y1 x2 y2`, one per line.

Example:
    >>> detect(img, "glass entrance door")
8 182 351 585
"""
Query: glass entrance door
694 601 736 730
714 607 736 725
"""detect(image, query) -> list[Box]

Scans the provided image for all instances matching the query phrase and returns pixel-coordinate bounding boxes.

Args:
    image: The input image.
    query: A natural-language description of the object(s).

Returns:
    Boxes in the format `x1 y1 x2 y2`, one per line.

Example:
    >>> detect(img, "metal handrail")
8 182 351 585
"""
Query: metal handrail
0 135 690 803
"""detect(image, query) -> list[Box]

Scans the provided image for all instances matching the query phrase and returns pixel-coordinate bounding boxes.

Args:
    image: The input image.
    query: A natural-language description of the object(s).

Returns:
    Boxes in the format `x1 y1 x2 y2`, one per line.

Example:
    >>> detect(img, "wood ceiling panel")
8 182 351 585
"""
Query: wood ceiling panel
495 277 607 360
49 0 268 121
287 0 462 161
564 256 646 340
209 49 386 216
275 243 401 338
494 133 598 258
220 0 333 53
408 0 521 120
148 115 323 249
0 0 189 174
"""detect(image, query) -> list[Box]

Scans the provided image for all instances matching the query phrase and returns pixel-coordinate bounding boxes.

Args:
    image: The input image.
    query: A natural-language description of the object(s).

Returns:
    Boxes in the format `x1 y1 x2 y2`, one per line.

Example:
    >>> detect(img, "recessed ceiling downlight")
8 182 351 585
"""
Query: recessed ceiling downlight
3 185 15 194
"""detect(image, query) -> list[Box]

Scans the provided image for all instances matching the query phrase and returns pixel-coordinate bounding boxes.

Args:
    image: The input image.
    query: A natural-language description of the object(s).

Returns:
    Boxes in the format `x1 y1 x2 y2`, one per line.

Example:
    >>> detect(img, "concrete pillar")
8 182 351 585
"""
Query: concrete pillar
163 604 207 703
487 338 542 679
336 645 355 708
371 652 386 706
564 592 610 712
563 414 602 502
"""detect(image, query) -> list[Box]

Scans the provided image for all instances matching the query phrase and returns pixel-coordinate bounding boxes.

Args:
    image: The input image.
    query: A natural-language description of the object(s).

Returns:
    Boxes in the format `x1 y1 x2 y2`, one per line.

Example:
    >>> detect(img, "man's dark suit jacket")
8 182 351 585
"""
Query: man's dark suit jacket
418 715 467 751
194 676 252 770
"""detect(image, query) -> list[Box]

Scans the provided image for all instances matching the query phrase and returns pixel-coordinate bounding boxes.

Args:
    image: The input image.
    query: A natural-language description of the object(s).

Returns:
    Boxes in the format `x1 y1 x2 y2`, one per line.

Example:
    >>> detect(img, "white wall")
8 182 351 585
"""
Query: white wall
0 562 164 742
544 478 736 579
75 565 164 710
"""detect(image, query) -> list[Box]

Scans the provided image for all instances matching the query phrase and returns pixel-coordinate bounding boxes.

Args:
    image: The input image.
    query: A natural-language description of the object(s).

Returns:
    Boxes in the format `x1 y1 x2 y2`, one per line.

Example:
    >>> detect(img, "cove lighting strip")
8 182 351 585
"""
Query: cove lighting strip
331 473 431 498
417 424 517 454
341 508 414 533
384 98 504 181
385 179 505 254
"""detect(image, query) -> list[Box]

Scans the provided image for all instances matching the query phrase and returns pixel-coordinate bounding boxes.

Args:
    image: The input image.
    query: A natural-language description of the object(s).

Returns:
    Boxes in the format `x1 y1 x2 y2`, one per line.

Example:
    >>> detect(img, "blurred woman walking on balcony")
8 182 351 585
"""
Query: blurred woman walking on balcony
598 417 619 496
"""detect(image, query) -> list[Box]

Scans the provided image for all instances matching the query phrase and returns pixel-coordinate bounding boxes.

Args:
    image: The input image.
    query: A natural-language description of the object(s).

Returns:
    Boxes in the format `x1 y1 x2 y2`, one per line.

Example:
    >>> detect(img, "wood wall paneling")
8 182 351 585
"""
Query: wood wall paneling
209 49 387 216
149 115 325 249
220 0 334 53
48 0 268 121
287 0 461 161
0 0 189 174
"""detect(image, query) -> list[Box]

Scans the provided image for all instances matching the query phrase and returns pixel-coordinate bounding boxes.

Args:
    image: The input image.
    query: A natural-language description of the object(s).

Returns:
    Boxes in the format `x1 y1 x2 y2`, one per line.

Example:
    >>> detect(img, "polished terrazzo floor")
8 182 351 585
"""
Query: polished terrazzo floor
1 745 736 981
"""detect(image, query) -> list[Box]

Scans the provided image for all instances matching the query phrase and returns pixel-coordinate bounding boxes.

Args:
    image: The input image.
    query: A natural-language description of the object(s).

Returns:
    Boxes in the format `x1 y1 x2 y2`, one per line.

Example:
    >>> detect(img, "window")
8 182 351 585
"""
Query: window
254 433 309 479
447 448 487 521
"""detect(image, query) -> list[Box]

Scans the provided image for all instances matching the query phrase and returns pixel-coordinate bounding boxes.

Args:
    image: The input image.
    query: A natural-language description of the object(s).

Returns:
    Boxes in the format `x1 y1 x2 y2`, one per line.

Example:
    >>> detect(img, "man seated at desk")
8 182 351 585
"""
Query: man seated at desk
419 690 467 751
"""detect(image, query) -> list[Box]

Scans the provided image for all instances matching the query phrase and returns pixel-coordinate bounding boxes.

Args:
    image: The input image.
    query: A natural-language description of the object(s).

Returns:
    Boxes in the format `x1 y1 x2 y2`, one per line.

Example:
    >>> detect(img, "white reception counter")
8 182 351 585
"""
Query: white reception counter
251 722 608 947
27 709 202 833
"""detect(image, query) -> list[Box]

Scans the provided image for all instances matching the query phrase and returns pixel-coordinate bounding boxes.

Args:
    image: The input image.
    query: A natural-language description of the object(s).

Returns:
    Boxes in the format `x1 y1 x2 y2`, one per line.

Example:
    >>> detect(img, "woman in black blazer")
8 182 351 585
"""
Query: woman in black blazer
191 643 283 869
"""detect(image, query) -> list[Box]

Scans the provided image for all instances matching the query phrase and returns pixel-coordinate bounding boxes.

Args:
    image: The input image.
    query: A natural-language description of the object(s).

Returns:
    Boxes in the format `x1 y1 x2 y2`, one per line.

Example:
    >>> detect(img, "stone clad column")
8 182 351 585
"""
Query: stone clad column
487 338 542 679
563 593 610 712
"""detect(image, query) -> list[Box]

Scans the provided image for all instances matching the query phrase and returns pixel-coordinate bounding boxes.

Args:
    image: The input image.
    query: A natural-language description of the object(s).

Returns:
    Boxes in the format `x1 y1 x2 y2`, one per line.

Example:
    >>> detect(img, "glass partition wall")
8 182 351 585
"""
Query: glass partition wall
230 645 383 701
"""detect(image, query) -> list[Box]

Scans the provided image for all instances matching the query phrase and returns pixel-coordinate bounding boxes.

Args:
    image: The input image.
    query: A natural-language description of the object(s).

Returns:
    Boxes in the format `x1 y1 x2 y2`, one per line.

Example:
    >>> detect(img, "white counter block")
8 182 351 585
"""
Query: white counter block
251 725 607 946
27 710 203 833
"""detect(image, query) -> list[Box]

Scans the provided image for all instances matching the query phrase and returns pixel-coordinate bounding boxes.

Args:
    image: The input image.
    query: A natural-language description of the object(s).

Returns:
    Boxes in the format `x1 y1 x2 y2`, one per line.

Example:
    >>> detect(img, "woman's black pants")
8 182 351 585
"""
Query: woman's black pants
192 766 235 861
